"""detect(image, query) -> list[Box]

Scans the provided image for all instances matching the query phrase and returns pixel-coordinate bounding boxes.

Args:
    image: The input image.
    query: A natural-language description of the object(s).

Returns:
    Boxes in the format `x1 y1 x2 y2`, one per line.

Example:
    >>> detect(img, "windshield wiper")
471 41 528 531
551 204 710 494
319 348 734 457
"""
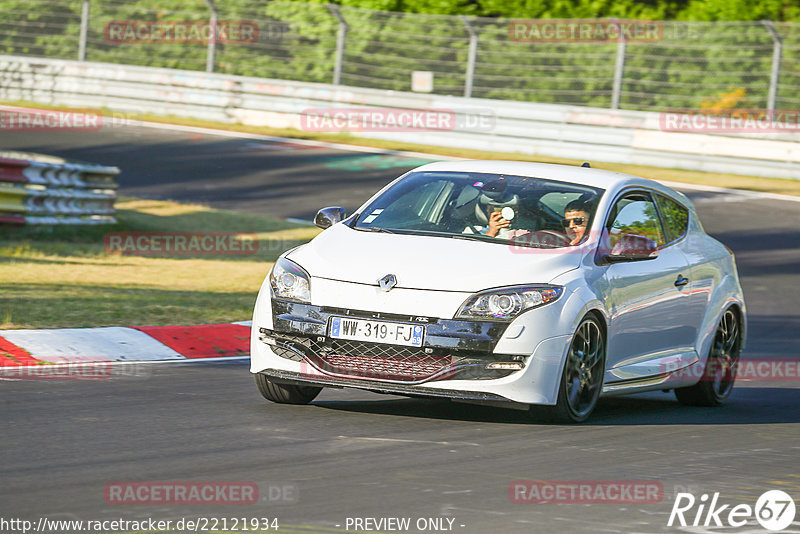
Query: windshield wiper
361 226 395 234
452 233 566 248
451 233 500 243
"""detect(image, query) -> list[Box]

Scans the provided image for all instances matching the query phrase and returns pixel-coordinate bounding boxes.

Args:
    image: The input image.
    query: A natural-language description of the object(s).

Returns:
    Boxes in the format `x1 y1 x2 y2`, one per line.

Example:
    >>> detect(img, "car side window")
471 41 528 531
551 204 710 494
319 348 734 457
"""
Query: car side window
656 194 689 243
606 192 666 248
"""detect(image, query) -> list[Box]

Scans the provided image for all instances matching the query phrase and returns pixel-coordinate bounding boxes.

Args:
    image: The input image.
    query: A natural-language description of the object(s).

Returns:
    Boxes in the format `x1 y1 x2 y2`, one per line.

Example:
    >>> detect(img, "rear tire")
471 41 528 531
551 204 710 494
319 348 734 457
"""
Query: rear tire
675 308 741 407
254 373 322 405
532 315 605 423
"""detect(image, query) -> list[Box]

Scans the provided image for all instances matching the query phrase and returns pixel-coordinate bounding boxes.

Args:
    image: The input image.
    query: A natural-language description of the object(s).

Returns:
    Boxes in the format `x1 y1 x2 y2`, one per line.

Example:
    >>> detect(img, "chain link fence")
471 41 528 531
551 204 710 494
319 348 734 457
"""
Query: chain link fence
1 0 799 112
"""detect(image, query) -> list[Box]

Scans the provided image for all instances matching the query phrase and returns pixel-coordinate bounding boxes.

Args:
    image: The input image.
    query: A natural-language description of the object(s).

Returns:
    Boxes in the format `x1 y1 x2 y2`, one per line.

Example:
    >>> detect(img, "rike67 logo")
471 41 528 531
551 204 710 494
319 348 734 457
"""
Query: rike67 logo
668 490 796 531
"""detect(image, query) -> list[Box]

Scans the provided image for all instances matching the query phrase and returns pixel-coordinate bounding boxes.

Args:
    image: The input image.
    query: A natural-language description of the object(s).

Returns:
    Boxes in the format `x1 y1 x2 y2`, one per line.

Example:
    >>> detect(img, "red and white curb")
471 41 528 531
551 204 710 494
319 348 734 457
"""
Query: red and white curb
0 321 251 367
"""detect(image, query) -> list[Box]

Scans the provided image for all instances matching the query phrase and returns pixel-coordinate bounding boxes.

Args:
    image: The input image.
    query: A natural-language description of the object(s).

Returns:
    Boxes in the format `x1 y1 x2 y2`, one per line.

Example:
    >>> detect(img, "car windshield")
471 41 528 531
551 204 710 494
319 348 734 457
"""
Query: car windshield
353 171 605 248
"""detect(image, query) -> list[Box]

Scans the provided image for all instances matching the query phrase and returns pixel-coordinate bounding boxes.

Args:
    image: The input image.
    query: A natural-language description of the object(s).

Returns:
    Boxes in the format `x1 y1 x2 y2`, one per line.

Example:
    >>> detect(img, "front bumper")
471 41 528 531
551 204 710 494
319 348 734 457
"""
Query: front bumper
261 300 524 384
251 296 575 406
256 368 516 403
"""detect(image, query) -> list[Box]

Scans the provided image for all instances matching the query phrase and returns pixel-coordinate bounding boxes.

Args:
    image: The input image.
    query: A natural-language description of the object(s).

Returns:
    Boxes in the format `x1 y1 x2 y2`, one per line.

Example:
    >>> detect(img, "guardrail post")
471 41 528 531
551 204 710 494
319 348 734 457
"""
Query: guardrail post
762 20 782 112
327 4 348 85
611 24 626 110
78 0 90 61
461 16 478 98
204 0 218 73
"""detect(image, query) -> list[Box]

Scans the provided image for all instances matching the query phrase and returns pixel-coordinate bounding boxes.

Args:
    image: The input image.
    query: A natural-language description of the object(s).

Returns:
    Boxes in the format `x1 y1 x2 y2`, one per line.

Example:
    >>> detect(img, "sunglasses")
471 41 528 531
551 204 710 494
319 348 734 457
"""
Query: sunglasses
562 216 588 227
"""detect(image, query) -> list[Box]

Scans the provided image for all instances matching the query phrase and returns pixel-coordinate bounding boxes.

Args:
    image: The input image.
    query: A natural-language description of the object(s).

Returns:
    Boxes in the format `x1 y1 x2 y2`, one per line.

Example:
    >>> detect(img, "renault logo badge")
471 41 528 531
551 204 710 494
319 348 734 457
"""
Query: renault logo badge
379 274 397 292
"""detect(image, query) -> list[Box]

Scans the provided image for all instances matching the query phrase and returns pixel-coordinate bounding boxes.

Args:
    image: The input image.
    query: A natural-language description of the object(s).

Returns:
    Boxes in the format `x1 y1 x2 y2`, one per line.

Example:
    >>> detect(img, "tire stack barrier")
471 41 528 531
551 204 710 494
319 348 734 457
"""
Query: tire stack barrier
0 152 119 225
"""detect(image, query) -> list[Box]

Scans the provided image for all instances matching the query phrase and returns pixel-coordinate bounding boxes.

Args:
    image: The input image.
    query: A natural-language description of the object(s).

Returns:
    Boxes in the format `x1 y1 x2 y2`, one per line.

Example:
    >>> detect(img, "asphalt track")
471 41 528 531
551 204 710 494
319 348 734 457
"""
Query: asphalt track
2 123 799 533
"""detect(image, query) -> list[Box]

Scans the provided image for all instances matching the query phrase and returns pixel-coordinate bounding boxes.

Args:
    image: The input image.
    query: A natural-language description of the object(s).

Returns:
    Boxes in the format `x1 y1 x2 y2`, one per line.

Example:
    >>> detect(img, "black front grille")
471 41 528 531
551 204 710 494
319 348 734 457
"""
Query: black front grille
263 330 522 383
317 339 452 381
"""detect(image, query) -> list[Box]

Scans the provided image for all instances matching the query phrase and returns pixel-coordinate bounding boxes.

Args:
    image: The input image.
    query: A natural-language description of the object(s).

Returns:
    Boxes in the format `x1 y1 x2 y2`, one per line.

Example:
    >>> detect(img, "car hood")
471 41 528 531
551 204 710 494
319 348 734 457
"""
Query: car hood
286 223 581 293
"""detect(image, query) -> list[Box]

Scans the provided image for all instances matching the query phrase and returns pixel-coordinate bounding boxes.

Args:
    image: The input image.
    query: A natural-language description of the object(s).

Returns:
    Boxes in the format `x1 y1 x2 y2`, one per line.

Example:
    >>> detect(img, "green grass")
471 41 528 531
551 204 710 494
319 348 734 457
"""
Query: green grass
0 197 321 329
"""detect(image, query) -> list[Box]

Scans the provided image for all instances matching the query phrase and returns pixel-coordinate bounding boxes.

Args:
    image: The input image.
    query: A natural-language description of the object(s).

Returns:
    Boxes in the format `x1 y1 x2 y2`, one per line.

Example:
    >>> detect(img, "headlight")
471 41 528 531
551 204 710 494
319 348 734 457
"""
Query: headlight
269 257 311 303
455 284 563 321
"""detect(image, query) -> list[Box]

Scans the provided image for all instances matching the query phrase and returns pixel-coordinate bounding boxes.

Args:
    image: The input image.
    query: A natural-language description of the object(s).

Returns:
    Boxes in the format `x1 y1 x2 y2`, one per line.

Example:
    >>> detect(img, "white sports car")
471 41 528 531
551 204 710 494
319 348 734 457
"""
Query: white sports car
251 161 746 422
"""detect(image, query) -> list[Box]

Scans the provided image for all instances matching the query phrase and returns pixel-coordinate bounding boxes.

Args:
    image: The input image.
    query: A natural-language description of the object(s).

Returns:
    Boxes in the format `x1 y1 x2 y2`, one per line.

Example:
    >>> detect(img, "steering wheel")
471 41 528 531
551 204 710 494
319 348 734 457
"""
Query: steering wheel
519 230 572 248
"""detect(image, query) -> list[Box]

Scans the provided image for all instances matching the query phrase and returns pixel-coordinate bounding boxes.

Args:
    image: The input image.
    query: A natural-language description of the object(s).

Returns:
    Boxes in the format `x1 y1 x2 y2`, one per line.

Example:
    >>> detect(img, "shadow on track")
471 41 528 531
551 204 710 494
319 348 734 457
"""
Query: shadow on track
309 387 800 425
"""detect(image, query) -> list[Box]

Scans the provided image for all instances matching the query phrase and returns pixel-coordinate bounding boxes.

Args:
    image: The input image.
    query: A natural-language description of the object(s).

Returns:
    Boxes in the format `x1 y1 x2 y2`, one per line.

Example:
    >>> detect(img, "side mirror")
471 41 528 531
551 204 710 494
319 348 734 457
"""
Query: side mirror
314 207 347 229
602 234 659 264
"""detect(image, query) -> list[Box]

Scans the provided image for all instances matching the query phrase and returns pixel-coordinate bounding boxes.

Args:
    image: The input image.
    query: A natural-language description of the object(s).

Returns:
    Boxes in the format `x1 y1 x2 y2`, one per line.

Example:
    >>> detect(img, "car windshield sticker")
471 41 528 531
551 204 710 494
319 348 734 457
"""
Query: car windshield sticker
362 209 383 224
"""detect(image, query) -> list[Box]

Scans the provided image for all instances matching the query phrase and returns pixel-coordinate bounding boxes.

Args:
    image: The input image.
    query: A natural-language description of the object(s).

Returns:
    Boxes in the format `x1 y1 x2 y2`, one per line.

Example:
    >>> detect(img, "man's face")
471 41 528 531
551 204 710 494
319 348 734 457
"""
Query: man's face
564 209 589 244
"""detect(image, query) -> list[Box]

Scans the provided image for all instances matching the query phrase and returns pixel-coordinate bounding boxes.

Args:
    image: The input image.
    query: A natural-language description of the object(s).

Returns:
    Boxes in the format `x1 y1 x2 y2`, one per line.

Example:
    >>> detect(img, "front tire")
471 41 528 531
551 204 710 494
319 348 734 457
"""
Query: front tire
254 373 322 405
675 308 741 406
533 315 606 423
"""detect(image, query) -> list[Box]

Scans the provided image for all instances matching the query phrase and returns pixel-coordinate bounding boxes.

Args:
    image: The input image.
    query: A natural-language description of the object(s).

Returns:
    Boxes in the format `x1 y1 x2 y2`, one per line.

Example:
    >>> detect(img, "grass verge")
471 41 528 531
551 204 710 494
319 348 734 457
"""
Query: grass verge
0 197 321 329
3 100 800 198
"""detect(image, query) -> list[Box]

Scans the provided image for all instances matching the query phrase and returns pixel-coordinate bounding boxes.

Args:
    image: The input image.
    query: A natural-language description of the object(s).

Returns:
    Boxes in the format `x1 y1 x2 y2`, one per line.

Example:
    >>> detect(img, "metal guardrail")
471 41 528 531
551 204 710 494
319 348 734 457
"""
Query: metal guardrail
0 151 118 225
0 55 798 180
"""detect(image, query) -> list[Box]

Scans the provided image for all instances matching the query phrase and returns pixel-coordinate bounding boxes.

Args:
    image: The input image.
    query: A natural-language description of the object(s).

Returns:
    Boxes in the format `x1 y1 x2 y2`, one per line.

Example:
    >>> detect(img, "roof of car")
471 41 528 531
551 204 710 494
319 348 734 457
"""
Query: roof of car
410 160 692 208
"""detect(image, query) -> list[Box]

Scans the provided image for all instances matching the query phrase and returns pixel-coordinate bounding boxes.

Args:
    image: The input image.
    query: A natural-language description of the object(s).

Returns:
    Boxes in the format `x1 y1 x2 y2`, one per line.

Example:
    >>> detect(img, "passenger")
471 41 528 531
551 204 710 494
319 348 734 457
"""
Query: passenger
562 196 595 245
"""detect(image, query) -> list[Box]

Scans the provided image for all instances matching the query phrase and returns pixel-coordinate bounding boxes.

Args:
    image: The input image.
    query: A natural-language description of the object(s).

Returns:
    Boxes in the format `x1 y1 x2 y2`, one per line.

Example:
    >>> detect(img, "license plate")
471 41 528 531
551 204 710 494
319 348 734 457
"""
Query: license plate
329 317 424 347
